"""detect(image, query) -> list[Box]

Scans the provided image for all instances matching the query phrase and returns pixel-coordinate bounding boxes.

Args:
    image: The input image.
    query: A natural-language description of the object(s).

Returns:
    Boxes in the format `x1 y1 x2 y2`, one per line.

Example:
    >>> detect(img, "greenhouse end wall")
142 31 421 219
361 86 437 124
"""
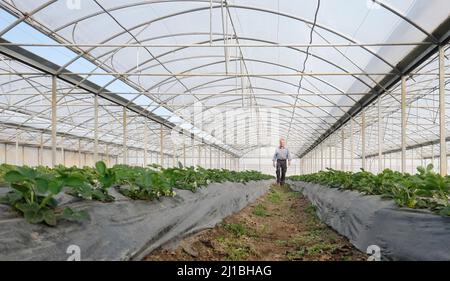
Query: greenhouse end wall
0 143 117 167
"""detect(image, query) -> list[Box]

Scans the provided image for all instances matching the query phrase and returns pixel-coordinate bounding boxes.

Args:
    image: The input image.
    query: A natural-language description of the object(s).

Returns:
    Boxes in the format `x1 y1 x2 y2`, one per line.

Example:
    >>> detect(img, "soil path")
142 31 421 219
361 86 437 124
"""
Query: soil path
145 184 367 261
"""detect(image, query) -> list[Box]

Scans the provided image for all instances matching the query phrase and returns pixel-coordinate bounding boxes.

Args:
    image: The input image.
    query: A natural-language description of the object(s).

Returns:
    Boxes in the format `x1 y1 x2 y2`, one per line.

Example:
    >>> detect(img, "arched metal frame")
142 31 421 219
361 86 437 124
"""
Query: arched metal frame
0 0 448 174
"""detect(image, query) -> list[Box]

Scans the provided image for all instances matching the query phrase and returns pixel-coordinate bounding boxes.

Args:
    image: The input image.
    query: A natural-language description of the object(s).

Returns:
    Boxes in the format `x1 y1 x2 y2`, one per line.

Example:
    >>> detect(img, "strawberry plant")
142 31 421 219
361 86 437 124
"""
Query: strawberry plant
0 163 16 186
0 166 89 226
118 169 175 200
289 164 450 216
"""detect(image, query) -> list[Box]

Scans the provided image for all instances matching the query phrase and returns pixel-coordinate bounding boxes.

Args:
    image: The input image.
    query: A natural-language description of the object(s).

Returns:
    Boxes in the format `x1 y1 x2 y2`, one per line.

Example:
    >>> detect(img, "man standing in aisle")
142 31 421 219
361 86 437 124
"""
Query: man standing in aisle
272 138 291 186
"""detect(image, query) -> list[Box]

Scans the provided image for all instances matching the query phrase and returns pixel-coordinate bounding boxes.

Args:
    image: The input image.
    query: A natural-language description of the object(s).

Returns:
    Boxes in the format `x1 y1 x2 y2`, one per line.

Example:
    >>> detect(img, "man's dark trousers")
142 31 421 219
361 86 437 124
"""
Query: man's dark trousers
276 159 287 185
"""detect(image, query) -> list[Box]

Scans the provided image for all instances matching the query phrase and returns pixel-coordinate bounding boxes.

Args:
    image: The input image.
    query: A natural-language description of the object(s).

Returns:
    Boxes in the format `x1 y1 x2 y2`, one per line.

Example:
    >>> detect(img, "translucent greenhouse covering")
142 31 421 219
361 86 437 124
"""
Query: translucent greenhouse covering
0 0 449 176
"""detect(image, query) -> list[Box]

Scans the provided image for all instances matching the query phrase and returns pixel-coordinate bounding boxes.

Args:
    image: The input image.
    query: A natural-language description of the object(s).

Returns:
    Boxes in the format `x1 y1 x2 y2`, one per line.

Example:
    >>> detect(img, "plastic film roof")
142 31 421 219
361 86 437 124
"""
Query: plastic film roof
0 0 449 159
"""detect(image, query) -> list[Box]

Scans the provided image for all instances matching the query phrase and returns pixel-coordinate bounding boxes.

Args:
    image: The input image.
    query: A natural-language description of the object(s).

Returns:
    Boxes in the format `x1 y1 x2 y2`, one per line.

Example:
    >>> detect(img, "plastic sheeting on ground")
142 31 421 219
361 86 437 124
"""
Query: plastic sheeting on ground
288 181 450 261
0 180 271 261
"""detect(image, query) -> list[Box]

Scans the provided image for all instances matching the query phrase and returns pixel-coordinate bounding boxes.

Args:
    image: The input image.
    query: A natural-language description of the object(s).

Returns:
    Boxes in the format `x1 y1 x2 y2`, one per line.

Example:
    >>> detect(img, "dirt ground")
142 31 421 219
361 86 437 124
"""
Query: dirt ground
145 184 367 261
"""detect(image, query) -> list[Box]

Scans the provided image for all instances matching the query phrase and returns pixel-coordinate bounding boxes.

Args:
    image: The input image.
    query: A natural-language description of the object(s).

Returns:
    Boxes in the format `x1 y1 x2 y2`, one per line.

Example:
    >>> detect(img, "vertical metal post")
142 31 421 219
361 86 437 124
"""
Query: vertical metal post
217 148 220 168
78 139 82 167
143 121 148 166
209 146 212 168
334 141 338 169
94 95 98 162
341 129 344 170
350 118 354 172
15 130 19 165
39 133 44 166
51 75 57 167
123 107 127 165
378 95 383 173
106 144 109 167
198 143 202 166
204 145 207 168
438 46 447 176
431 143 435 167
320 144 323 171
183 141 186 167
361 110 366 170
258 147 261 172
160 124 164 167
329 144 332 169
401 76 407 173
61 137 65 166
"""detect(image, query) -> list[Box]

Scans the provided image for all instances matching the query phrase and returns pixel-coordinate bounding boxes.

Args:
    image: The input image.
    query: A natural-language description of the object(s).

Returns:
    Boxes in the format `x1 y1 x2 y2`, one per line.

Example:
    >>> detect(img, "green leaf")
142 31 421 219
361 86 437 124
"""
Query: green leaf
11 183 30 194
61 207 89 222
48 180 64 194
95 161 106 175
4 170 26 183
64 175 86 187
35 178 49 194
0 191 23 205
19 202 44 224
42 209 57 226
17 166 37 179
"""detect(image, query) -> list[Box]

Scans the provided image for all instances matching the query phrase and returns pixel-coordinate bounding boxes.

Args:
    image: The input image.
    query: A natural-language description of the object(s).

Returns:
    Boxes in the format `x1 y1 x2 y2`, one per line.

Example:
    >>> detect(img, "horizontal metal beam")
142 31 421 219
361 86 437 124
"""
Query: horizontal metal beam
365 136 450 159
0 72 442 77
0 121 174 156
0 42 434 48
299 16 450 158
0 37 239 157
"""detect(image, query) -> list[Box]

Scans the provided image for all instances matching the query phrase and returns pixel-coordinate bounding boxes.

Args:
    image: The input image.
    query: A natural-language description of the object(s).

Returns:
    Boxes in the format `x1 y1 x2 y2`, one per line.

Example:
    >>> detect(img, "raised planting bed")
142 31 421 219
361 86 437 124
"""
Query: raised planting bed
0 179 272 261
287 180 450 261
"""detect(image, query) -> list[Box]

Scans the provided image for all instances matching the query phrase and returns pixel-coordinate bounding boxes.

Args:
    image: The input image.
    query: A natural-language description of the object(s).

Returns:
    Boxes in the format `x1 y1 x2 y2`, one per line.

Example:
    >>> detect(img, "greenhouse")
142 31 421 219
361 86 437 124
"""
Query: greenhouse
0 0 449 263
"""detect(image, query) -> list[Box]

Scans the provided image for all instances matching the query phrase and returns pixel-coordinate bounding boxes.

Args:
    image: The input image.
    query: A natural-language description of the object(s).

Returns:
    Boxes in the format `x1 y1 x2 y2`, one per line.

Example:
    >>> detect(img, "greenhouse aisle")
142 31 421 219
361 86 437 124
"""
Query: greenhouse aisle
146 184 366 261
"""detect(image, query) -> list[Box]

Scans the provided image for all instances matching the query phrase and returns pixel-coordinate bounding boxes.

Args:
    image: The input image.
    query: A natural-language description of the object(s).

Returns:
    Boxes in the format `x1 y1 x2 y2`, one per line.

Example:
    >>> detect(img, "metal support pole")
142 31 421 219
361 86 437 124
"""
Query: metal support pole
439 46 447 176
15 130 19 165
94 95 98 162
209 146 212 169
320 144 324 171
258 147 261 172
334 141 338 169
217 149 220 168
198 144 202 166
143 121 148 166
350 118 354 171
329 144 332 169
61 137 65 166
51 75 57 167
123 107 127 165
106 144 109 167
39 133 44 166
431 143 435 167
204 145 207 168
183 142 186 167
361 110 366 170
160 124 164 166
401 76 407 173
78 139 82 167
378 95 383 173
341 130 344 170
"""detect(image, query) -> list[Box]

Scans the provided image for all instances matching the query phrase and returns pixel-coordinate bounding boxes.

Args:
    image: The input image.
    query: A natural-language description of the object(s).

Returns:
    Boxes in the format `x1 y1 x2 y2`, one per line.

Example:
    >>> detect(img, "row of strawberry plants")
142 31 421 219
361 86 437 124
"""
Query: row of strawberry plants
0 161 273 226
288 164 450 216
